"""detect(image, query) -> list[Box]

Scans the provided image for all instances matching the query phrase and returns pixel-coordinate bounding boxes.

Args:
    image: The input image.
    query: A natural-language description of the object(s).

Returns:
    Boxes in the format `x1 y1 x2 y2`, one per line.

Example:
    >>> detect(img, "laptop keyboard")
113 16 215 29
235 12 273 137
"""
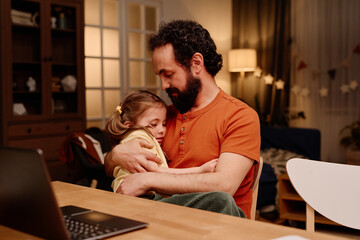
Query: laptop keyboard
60 205 148 239
63 215 116 240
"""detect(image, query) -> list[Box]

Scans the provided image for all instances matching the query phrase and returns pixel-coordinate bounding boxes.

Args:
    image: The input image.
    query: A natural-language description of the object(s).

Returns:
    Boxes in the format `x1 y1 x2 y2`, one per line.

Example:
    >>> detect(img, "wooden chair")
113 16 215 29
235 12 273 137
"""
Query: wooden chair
250 156 264 220
286 158 360 231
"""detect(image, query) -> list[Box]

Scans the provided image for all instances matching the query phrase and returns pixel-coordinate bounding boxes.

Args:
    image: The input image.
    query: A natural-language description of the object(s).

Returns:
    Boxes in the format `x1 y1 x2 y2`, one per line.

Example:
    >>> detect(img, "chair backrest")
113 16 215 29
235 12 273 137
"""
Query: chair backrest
84 127 112 153
286 158 360 231
71 128 113 191
250 156 263 220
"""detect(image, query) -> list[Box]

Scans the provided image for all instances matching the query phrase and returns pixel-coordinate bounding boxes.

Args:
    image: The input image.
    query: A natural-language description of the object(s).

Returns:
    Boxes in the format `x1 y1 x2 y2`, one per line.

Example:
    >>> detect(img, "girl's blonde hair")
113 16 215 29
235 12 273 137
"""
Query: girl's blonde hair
105 90 167 146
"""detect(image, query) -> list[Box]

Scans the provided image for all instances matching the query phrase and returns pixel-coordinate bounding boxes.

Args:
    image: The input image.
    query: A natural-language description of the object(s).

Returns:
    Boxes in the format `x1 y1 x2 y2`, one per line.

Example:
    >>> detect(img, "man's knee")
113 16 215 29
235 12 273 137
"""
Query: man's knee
207 191 234 203
200 191 246 218
156 191 246 218
205 191 237 210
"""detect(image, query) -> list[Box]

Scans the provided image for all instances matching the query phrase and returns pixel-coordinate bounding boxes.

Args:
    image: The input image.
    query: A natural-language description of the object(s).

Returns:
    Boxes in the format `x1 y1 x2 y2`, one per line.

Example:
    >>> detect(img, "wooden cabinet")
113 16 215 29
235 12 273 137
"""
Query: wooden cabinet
278 173 339 226
0 0 85 182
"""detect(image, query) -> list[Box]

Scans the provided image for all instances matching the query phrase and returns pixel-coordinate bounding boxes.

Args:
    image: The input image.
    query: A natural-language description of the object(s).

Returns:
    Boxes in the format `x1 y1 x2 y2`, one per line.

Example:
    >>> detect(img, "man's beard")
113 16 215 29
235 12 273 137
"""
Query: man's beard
166 72 202 114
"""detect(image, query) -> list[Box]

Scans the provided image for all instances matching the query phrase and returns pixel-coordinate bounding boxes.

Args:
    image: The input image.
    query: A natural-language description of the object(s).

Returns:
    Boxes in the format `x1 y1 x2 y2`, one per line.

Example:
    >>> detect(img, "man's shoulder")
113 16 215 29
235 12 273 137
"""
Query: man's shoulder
215 91 259 124
218 90 254 112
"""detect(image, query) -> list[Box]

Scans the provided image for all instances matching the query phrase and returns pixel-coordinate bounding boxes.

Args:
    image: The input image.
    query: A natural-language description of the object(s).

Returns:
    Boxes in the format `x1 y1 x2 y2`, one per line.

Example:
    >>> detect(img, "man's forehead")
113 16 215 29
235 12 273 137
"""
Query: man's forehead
152 44 177 73
153 44 174 60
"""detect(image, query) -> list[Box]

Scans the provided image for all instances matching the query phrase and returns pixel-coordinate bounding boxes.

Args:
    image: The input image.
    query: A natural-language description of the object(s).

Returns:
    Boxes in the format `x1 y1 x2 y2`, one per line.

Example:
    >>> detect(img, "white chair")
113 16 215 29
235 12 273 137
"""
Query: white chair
250 156 264 220
286 158 360 231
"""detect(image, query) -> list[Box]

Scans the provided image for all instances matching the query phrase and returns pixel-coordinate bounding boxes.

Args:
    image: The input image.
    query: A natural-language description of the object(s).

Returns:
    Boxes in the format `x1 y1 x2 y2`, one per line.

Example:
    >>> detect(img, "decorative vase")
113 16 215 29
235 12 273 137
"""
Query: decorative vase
61 75 77 92
346 149 360 165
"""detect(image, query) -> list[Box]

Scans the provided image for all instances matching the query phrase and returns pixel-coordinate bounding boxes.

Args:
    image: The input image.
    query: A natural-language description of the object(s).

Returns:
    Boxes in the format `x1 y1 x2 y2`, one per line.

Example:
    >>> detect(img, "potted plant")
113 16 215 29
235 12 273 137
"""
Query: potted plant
339 120 360 165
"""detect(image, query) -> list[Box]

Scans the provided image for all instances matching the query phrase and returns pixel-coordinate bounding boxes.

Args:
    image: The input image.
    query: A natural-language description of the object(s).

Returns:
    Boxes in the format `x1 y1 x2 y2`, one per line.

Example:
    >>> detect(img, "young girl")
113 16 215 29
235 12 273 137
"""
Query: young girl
105 90 217 193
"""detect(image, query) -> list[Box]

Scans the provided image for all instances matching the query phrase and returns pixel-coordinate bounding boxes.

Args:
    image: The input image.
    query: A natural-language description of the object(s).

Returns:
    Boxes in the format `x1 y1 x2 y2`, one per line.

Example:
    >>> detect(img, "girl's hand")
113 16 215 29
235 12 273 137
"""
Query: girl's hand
200 159 218 173
116 173 149 196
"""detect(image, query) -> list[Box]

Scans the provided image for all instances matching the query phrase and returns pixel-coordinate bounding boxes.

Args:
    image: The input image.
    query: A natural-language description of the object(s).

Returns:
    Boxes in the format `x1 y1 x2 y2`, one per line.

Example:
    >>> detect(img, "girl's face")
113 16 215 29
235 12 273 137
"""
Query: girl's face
136 106 167 144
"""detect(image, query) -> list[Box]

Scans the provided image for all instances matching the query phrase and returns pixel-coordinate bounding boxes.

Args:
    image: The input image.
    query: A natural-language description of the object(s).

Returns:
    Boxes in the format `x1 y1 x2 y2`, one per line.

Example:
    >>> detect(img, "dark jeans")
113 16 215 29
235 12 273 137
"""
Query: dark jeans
143 191 246 218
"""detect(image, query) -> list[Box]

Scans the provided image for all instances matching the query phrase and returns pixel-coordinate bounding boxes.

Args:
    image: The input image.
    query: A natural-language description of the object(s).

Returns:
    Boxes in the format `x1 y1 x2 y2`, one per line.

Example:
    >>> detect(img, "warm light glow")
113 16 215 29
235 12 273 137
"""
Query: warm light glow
85 58 101 87
85 27 101 56
86 89 101 118
104 59 120 87
103 29 119 58
228 49 257 72
103 0 118 28
129 61 142 87
104 90 121 117
85 0 100 25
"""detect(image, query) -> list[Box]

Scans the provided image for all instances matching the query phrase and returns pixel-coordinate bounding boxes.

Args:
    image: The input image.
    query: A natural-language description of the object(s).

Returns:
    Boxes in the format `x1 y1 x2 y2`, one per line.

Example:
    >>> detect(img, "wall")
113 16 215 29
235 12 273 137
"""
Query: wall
289 0 360 163
161 0 233 94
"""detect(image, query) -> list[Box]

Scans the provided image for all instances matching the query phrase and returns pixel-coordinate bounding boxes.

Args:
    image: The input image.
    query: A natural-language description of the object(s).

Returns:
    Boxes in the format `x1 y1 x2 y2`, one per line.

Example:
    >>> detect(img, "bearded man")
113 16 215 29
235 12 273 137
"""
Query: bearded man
104 20 260 218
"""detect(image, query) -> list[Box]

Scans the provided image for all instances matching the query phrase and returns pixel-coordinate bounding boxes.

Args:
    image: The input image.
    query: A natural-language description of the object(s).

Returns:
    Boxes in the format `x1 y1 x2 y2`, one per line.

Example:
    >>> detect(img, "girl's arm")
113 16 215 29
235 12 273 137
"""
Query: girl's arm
157 159 218 174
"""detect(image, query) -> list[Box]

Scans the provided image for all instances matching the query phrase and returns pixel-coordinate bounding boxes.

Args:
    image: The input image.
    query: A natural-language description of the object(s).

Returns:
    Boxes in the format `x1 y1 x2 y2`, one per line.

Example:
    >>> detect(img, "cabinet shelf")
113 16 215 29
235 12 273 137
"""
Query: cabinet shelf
12 23 39 29
53 62 77 67
52 91 77 95
281 192 303 201
278 173 339 227
52 27 76 33
13 90 41 94
281 211 339 226
13 60 41 65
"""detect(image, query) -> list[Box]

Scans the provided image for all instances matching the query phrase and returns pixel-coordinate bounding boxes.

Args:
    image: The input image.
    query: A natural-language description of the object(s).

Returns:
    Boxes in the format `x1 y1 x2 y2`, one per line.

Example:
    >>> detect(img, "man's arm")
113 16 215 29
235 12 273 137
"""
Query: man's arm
117 152 254 196
104 138 162 176
157 159 218 174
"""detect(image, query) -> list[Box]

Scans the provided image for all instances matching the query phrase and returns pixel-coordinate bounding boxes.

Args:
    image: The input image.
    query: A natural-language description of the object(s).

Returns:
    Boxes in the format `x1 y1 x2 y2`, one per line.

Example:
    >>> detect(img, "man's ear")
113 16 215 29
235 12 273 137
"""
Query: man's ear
191 52 204 74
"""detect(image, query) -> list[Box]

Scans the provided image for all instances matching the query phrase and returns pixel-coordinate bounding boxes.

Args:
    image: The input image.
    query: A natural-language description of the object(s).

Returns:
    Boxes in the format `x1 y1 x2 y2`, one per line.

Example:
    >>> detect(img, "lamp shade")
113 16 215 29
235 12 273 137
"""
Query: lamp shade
228 49 257 72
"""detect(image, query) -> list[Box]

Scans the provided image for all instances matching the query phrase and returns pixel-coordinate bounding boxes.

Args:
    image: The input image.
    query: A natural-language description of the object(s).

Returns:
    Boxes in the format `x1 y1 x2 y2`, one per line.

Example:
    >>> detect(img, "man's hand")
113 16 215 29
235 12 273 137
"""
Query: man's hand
104 138 162 176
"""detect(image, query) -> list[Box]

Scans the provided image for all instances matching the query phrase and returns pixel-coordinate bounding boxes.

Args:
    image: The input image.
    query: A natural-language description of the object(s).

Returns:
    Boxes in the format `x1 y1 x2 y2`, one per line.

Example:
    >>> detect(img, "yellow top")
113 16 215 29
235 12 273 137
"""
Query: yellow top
112 129 168 192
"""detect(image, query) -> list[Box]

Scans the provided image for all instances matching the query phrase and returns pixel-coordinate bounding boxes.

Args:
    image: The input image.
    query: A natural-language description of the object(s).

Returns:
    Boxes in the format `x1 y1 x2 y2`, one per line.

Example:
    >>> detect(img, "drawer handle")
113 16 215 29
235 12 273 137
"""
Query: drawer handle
65 125 70 130
27 128 32 133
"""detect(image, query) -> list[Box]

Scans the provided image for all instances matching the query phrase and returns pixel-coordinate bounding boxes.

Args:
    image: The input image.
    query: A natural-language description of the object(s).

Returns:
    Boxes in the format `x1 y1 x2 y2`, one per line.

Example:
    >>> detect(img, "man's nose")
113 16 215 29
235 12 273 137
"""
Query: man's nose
161 78 170 90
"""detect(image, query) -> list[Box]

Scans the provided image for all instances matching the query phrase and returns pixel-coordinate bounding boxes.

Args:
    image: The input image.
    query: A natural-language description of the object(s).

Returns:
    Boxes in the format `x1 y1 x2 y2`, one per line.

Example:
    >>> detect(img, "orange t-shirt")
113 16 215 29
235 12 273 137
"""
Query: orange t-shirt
162 89 260 218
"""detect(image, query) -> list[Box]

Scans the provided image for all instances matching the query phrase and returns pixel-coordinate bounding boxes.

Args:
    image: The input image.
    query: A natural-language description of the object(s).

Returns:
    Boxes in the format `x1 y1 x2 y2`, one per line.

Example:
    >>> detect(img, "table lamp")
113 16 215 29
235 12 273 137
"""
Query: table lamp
228 48 257 98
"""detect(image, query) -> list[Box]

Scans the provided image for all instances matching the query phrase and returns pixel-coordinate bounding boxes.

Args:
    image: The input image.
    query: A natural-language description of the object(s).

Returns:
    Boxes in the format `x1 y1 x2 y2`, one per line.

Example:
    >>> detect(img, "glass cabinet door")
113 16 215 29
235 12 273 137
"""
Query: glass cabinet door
9 0 82 119
50 2 79 116
11 0 42 118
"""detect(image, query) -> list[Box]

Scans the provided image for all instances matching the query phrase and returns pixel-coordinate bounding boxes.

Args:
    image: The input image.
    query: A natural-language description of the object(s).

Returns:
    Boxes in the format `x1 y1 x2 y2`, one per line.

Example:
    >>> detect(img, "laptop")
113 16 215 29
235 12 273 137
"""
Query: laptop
0 146 148 240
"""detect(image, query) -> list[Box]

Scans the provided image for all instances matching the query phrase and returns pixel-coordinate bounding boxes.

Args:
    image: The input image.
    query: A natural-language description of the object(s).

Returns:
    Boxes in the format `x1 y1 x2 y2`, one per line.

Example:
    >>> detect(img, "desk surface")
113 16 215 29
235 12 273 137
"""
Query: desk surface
51 181 352 240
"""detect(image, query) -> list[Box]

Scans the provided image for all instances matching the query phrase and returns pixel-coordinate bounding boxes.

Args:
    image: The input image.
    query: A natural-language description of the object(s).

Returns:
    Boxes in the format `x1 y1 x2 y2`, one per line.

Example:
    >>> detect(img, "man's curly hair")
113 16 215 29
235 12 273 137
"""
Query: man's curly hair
148 20 223 77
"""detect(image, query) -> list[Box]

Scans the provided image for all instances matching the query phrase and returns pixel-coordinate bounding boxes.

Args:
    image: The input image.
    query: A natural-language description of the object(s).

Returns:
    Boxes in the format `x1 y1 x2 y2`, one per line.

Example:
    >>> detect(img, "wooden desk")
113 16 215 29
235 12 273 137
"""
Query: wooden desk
52 181 351 240
0 225 43 240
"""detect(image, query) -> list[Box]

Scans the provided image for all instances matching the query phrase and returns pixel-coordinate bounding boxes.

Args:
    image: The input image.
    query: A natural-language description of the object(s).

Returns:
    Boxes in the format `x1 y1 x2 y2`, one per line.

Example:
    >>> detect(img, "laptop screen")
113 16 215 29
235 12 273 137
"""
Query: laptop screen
0 147 70 239
0 146 148 240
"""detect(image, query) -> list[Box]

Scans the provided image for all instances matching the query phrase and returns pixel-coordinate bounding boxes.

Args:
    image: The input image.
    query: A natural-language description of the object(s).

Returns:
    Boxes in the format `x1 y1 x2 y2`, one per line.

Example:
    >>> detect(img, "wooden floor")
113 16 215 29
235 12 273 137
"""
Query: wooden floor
256 211 360 239
316 224 360 240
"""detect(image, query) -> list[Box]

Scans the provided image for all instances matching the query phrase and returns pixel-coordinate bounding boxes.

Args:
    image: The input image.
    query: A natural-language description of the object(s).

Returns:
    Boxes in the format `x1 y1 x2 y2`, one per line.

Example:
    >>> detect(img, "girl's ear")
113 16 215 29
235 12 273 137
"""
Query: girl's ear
124 121 133 128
